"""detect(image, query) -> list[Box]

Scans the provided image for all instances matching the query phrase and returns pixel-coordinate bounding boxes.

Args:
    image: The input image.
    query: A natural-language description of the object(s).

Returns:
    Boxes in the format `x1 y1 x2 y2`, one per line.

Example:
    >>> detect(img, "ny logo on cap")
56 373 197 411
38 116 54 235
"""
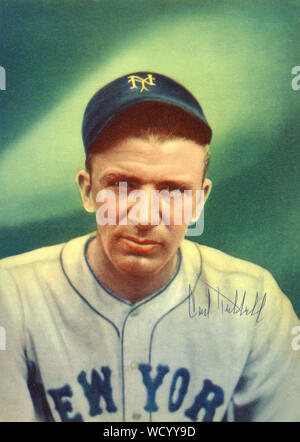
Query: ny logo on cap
128 74 156 92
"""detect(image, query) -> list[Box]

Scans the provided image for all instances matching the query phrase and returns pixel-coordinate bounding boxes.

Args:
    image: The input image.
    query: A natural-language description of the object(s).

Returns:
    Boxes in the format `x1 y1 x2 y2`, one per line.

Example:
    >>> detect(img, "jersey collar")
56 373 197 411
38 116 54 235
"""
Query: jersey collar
59 233 202 333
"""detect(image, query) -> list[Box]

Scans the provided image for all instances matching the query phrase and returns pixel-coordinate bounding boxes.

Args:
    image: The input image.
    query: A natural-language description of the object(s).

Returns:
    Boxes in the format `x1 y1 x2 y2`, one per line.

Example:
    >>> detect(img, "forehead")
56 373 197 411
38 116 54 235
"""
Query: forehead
90 137 207 183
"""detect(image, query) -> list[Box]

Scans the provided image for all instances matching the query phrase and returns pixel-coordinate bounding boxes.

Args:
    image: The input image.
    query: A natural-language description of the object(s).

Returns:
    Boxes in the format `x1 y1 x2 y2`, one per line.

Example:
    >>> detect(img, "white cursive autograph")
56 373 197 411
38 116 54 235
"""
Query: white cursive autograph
188 284 267 323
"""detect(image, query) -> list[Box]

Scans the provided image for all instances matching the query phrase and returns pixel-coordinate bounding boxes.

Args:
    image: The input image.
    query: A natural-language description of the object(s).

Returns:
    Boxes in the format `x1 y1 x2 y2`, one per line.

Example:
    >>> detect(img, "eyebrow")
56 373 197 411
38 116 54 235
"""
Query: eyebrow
100 173 140 185
99 173 193 188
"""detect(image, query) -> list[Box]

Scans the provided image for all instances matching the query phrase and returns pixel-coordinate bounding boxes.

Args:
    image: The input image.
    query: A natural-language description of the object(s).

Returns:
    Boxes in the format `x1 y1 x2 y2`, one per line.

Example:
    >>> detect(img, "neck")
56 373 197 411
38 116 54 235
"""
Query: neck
85 236 180 304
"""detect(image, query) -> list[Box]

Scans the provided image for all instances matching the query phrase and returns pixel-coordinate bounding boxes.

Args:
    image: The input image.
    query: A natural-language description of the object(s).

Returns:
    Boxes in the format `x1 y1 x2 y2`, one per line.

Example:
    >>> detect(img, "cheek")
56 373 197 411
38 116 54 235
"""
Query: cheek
96 225 122 261
93 187 131 226
167 223 187 246
170 191 204 222
94 190 118 227
168 197 192 228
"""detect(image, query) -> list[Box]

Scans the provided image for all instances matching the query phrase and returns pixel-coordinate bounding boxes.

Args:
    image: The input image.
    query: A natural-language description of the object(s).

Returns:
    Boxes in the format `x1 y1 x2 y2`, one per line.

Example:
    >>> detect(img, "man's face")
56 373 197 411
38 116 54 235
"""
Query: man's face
81 136 211 277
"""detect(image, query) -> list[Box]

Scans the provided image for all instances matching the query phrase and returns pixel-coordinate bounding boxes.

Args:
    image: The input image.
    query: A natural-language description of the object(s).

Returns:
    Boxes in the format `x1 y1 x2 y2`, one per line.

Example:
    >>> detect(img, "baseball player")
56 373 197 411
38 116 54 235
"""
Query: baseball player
0 72 299 422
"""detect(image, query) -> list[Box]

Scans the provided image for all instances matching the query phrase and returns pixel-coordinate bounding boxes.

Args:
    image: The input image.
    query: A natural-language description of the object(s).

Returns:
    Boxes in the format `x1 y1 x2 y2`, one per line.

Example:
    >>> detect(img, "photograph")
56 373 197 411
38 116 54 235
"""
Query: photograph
0 0 299 424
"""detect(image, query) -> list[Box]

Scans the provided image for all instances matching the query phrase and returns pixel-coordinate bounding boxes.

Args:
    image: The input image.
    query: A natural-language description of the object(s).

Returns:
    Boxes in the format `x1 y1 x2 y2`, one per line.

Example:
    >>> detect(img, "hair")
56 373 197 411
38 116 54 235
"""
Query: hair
85 101 211 180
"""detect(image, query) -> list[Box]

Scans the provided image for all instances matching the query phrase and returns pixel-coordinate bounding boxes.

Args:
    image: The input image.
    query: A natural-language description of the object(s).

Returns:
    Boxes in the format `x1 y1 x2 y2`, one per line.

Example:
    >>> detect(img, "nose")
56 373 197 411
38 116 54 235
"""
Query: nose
127 185 159 229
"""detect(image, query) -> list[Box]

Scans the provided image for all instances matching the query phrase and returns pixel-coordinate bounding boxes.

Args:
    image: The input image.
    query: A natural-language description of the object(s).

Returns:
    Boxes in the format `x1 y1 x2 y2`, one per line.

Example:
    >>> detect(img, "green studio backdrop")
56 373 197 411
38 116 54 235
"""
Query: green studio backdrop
0 0 299 314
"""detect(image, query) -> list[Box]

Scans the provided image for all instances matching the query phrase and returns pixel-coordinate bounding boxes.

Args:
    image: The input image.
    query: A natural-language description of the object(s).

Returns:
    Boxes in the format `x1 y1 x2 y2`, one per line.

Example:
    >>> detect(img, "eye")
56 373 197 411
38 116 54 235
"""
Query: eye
108 180 136 191
105 180 119 188
161 185 185 193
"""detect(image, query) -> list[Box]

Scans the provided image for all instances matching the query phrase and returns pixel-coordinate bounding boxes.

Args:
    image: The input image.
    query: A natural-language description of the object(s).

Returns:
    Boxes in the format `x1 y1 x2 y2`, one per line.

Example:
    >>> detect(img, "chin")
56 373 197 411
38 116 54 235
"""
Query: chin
115 254 163 277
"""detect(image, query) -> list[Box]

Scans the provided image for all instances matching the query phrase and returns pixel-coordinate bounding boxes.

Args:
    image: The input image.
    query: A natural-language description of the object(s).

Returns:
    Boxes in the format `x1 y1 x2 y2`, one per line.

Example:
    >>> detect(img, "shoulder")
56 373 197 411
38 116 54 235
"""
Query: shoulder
0 233 95 326
0 233 93 272
181 240 299 337
0 243 64 271
181 239 266 279
181 239 291 314
0 233 94 292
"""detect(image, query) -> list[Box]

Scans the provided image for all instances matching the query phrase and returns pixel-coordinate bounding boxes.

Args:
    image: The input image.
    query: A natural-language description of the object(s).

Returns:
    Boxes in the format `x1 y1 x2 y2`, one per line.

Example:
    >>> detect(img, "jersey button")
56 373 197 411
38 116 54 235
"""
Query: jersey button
132 413 141 420
131 309 139 317
130 361 137 369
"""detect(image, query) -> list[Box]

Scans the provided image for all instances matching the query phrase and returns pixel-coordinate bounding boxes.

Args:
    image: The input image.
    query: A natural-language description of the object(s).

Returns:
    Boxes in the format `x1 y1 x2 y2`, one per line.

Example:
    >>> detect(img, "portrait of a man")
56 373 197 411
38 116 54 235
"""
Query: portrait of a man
0 1 299 424
1 70 299 422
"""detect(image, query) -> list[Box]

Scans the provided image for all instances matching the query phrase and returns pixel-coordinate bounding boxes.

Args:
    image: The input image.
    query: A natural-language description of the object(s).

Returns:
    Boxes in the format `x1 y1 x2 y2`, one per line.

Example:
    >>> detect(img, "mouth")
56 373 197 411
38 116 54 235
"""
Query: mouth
121 236 160 253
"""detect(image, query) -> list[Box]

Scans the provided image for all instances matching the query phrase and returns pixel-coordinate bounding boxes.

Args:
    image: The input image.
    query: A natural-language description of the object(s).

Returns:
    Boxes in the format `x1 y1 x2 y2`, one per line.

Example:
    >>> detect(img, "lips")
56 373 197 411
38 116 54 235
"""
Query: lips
122 236 160 245
121 236 160 253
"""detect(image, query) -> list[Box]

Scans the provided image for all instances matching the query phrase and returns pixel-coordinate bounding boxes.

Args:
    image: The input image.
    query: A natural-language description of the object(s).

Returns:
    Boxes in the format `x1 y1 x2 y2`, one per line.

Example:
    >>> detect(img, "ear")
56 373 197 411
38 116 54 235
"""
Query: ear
76 169 96 212
202 178 212 203
189 178 213 223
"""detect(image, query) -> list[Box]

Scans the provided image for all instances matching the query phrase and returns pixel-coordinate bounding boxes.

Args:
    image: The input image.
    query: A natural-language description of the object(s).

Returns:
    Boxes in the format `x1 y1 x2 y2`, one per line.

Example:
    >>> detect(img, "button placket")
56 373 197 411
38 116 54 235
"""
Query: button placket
122 309 150 422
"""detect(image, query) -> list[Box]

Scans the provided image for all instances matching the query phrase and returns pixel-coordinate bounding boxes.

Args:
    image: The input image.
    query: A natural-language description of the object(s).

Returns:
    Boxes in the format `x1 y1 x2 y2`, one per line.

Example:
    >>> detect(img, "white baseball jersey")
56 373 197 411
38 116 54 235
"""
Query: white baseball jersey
0 233 299 422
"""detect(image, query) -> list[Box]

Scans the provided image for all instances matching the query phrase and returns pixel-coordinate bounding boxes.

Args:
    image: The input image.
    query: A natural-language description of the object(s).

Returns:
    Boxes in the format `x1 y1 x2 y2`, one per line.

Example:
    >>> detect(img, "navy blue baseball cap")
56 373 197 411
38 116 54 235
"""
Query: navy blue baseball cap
82 72 212 153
